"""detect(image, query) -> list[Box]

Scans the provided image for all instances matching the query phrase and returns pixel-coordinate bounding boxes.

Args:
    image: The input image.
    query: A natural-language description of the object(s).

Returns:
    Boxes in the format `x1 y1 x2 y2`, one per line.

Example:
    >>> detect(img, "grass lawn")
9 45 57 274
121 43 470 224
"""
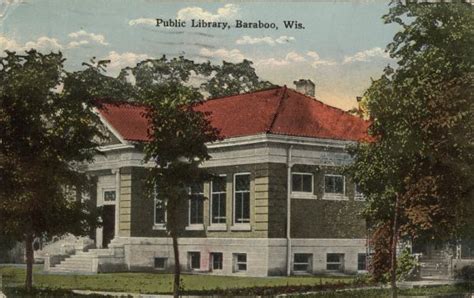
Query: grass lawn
0 265 354 294
289 283 474 297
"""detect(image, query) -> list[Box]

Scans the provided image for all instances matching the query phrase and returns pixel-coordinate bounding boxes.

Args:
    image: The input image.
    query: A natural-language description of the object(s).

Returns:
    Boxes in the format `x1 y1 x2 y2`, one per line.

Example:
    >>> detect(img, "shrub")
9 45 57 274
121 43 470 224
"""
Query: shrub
455 265 474 281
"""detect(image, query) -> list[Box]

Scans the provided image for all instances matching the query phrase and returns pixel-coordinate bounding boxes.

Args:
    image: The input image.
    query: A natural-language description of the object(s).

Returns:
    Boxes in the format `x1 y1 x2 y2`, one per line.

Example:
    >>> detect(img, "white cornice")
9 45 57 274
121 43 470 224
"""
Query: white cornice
206 133 353 150
98 143 135 152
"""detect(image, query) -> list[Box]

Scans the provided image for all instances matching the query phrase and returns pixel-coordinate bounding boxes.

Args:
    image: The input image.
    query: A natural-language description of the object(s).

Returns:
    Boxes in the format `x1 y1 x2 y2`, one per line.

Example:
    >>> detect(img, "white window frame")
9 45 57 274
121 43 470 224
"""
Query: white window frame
323 174 348 200
186 184 204 230
232 173 251 229
354 184 365 201
210 252 223 271
233 253 247 272
209 175 227 229
293 253 313 273
188 251 201 270
153 192 166 230
326 253 345 272
291 172 316 199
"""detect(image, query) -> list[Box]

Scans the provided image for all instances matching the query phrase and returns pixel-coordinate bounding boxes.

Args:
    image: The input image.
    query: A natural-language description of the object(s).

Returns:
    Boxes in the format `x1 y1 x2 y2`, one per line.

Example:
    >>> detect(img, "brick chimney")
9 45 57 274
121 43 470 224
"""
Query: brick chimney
293 79 315 97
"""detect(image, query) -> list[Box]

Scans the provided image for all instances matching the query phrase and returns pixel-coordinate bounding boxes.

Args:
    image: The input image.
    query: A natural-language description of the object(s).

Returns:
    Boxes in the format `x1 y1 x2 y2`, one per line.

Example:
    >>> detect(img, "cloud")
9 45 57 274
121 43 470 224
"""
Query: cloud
199 48 245 63
257 51 306 66
306 51 337 68
236 35 295 46
0 35 63 52
102 51 149 74
128 18 156 26
343 47 389 64
67 40 89 49
177 4 239 21
68 30 109 46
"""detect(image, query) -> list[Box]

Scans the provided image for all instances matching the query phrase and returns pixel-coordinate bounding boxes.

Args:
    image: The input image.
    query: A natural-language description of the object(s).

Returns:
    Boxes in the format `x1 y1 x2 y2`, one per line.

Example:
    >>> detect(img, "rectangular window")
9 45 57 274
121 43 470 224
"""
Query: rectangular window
326 253 344 271
210 252 223 271
103 190 116 201
324 175 345 195
233 253 247 272
292 173 313 193
355 184 365 201
154 192 166 225
154 257 167 270
293 253 312 273
234 174 250 224
358 253 367 271
189 183 204 225
188 252 201 270
211 176 226 224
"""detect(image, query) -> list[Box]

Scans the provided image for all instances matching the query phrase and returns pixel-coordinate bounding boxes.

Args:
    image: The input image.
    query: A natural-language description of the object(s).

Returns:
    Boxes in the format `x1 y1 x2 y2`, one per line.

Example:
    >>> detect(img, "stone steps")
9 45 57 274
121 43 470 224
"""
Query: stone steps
48 248 113 274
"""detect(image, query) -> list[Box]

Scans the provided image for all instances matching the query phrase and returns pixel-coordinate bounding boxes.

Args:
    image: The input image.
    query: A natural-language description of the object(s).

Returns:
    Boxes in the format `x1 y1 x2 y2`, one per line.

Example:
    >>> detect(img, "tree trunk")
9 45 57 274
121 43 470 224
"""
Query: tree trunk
25 233 34 292
172 231 181 298
390 195 400 298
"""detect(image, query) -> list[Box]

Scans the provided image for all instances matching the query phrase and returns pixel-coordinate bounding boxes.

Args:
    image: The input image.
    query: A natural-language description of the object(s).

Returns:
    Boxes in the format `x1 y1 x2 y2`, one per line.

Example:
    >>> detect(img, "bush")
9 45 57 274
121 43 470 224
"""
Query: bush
455 265 474 281
396 248 418 281
3 287 127 297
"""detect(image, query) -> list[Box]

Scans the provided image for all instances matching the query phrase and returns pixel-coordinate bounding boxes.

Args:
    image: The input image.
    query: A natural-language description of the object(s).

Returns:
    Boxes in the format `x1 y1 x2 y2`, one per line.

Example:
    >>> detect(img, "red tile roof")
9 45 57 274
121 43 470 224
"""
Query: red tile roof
97 86 369 143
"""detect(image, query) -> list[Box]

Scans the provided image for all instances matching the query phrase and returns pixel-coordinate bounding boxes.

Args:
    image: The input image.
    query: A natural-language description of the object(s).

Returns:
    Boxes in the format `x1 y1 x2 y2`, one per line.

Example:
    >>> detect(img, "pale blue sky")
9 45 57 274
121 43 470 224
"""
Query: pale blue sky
0 0 400 110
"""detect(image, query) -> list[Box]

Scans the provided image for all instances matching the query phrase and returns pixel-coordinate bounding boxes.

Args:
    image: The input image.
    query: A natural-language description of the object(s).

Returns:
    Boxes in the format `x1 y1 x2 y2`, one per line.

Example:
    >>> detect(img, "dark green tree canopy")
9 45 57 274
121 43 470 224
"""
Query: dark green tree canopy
0 50 103 240
346 2 473 280
70 56 273 103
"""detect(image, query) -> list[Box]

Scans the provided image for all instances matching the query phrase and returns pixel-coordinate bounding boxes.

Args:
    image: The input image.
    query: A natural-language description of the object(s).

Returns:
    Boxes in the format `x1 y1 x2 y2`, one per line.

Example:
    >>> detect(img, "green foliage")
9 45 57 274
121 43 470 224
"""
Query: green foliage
141 80 220 231
346 2 474 280
455 265 474 281
396 248 417 281
3 287 120 297
71 55 272 103
202 59 274 98
0 50 102 242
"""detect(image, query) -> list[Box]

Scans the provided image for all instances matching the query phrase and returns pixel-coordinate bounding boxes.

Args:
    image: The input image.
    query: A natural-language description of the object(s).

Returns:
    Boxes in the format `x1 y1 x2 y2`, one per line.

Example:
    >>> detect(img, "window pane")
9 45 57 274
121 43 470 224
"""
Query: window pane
294 264 309 271
212 176 226 192
212 177 226 224
238 263 247 271
190 197 203 224
104 190 116 201
292 174 302 192
242 193 250 221
325 176 344 194
295 254 309 263
211 253 223 270
212 194 226 224
237 254 246 262
155 199 165 224
358 253 367 271
218 196 226 223
154 257 166 269
303 175 312 192
327 253 341 263
334 177 344 193
235 174 250 191
327 264 341 270
189 252 200 269
325 176 334 193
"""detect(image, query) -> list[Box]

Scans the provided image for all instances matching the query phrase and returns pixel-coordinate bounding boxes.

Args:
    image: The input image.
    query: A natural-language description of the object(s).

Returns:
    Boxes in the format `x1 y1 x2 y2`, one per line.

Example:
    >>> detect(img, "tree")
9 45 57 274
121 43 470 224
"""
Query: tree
142 81 220 298
78 56 273 103
0 50 103 291
346 2 473 297
201 59 274 98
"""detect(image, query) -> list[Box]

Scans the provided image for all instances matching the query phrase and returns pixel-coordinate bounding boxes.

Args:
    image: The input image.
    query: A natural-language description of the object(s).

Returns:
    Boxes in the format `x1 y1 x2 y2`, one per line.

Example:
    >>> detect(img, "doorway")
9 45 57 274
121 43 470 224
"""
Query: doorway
102 205 115 248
